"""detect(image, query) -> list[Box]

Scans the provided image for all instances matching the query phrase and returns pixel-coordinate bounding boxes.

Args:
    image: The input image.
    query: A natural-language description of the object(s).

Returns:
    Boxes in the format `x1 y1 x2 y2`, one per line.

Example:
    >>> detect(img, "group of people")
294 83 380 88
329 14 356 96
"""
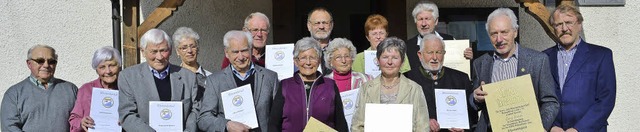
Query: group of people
1 1 616 132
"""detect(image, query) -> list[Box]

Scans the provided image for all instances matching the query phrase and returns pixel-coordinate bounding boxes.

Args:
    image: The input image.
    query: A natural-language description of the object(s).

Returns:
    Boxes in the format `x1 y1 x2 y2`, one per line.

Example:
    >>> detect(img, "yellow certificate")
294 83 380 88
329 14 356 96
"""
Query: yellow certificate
482 74 544 132
303 117 336 132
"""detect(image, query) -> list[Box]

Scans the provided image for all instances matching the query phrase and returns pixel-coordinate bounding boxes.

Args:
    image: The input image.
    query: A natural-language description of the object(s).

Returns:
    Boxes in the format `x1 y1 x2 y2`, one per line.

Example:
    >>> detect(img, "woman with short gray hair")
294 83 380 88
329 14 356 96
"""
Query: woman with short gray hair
323 38 373 93
269 37 348 132
69 46 122 132
351 37 430 132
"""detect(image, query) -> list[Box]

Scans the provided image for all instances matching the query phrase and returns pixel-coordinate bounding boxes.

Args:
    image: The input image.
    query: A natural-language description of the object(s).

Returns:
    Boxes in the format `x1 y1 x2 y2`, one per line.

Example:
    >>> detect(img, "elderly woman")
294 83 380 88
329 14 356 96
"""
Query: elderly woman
269 37 348 132
352 14 411 74
173 27 211 102
350 37 429 132
69 46 122 132
324 38 373 92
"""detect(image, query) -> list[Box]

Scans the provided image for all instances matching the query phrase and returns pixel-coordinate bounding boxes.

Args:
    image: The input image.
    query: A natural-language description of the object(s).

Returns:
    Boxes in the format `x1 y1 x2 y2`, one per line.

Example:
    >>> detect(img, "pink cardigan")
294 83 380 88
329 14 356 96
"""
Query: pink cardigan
68 78 118 132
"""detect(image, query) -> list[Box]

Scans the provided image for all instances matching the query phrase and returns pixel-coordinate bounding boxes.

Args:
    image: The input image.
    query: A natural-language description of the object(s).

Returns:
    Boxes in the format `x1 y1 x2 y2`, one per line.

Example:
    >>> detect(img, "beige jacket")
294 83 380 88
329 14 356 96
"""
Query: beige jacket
350 74 429 132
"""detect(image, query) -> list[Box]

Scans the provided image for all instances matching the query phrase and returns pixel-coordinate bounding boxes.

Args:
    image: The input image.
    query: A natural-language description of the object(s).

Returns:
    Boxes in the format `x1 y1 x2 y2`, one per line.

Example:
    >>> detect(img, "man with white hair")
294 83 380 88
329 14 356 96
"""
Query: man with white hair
198 30 279 132
1 45 78 131
404 34 477 132
470 8 558 132
406 1 474 71
221 12 271 69
118 28 198 131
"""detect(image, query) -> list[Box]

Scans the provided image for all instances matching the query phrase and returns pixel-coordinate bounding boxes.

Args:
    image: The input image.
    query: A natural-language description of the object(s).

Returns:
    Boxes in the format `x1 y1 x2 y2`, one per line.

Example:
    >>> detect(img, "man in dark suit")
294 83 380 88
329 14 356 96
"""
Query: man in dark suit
470 8 559 132
118 29 198 131
198 30 280 132
404 34 477 132
406 1 473 71
545 4 616 132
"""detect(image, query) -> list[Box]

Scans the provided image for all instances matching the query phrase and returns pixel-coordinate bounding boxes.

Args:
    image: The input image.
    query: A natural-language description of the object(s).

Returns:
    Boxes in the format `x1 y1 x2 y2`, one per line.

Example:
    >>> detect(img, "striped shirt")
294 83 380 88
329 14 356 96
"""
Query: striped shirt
491 44 519 83
557 39 580 93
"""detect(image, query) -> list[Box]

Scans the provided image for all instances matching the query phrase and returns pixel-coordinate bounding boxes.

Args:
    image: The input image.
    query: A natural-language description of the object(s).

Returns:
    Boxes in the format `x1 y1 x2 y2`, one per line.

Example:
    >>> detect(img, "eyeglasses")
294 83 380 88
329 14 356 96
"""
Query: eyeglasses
553 21 576 29
309 20 332 26
333 55 352 61
424 50 446 55
368 31 387 36
30 58 57 65
296 56 319 63
248 28 268 34
178 44 197 51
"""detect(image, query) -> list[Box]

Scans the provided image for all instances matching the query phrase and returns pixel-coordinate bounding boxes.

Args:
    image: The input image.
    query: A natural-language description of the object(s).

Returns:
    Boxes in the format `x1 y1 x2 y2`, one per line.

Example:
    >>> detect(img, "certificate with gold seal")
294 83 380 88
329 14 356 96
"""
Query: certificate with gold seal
483 74 544 131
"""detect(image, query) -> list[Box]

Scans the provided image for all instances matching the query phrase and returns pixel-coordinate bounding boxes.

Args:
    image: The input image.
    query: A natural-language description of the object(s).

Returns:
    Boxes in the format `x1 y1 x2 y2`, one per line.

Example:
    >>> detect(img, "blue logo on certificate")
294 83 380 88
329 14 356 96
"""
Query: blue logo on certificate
232 95 243 106
160 109 172 120
343 99 354 110
275 51 285 61
446 95 457 106
102 97 114 108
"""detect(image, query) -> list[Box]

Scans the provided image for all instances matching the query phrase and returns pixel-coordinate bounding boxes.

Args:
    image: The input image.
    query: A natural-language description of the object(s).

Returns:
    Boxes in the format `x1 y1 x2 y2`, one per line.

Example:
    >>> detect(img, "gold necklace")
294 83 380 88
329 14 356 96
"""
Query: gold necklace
381 78 399 89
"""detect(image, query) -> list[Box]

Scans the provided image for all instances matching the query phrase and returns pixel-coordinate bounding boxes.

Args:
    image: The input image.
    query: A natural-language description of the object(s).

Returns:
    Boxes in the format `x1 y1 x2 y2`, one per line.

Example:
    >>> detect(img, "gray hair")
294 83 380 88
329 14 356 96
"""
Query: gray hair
91 46 122 70
223 30 253 50
376 37 407 63
172 27 200 48
27 44 58 60
243 12 271 29
140 28 171 50
324 38 357 69
419 34 445 52
307 7 333 23
412 0 439 22
486 8 519 32
293 37 322 60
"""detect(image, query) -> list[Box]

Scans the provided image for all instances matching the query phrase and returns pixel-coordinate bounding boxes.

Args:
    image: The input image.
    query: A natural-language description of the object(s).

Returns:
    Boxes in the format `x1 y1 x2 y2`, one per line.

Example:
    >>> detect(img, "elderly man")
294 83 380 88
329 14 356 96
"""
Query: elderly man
221 12 270 69
1 45 78 131
470 8 558 132
118 29 198 131
307 7 335 73
406 1 473 71
544 4 616 132
404 34 477 132
173 27 212 102
198 30 279 132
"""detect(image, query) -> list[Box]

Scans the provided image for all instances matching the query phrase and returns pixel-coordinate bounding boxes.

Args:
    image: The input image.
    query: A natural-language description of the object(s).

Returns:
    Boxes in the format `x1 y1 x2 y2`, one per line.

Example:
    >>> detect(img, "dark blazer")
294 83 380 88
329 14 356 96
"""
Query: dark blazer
198 65 279 132
406 33 455 70
469 45 559 132
543 40 616 131
118 63 198 132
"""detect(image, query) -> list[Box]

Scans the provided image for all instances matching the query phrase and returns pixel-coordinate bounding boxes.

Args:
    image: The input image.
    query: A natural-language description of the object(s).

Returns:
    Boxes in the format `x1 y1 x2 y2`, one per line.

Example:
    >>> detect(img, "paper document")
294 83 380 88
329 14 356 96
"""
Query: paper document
483 74 544 131
88 88 121 132
434 89 470 129
303 117 337 132
266 43 295 80
149 101 183 132
363 51 380 77
443 40 471 76
340 89 360 130
221 84 259 128
364 104 412 132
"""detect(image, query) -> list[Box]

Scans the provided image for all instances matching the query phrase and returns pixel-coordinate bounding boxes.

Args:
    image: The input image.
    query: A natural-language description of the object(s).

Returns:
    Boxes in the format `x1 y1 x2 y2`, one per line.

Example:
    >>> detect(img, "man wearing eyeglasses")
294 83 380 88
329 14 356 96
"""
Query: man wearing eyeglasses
307 7 334 73
221 12 271 69
404 34 477 132
544 4 616 132
198 30 279 132
1 45 78 131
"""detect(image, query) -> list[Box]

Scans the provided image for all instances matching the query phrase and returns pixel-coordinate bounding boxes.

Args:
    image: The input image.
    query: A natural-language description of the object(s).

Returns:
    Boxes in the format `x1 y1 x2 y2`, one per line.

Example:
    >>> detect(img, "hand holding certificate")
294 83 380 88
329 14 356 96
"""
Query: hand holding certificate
149 101 183 132
482 74 544 131
434 89 469 129
221 84 259 128
88 88 121 132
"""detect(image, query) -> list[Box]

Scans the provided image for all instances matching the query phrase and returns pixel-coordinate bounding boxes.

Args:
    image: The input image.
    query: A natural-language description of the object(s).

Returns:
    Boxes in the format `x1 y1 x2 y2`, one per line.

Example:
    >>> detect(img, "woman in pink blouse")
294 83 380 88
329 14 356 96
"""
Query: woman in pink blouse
68 46 122 132
323 38 374 92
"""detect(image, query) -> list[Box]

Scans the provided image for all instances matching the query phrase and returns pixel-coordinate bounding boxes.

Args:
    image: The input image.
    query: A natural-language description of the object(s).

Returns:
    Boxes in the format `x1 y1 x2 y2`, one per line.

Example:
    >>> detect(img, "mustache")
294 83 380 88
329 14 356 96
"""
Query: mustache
558 32 571 37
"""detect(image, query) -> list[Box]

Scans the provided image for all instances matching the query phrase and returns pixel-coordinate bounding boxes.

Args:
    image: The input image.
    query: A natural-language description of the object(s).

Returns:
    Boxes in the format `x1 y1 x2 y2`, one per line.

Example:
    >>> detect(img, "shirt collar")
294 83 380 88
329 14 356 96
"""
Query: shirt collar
29 75 55 89
149 65 170 79
557 38 582 51
492 43 520 61
419 66 444 80
231 63 256 81
196 66 209 76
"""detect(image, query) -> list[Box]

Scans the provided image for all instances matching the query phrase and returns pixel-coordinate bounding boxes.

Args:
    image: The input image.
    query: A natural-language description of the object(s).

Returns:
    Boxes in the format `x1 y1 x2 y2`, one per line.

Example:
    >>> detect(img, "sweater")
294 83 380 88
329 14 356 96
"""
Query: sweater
69 78 118 132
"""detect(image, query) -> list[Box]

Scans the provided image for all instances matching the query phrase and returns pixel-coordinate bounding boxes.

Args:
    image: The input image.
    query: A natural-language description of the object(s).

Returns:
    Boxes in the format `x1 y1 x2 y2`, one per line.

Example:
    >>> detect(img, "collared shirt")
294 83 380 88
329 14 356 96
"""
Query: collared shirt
491 43 519 83
557 39 581 93
231 63 256 81
149 65 170 79
29 76 55 89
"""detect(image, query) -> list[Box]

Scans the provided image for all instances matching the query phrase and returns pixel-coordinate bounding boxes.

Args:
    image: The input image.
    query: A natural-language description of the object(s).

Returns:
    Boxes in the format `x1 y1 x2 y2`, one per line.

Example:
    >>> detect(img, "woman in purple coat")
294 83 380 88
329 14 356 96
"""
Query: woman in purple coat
269 37 348 132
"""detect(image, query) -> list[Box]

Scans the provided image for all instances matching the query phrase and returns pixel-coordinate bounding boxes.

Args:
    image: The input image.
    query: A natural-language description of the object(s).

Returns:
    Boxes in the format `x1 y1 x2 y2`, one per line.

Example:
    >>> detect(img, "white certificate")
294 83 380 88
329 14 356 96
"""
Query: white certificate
266 43 295 80
340 88 360 130
149 101 183 132
443 40 471 76
364 104 412 132
434 89 470 129
363 51 380 78
221 84 259 128
88 88 121 132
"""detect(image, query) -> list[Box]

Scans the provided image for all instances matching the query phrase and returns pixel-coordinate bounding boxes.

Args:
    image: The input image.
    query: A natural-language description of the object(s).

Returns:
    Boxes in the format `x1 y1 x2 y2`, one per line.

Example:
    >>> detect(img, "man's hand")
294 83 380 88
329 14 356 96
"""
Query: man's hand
550 126 564 132
226 121 250 132
473 81 487 103
464 47 473 60
566 128 578 132
449 128 464 132
81 116 95 131
429 119 440 132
